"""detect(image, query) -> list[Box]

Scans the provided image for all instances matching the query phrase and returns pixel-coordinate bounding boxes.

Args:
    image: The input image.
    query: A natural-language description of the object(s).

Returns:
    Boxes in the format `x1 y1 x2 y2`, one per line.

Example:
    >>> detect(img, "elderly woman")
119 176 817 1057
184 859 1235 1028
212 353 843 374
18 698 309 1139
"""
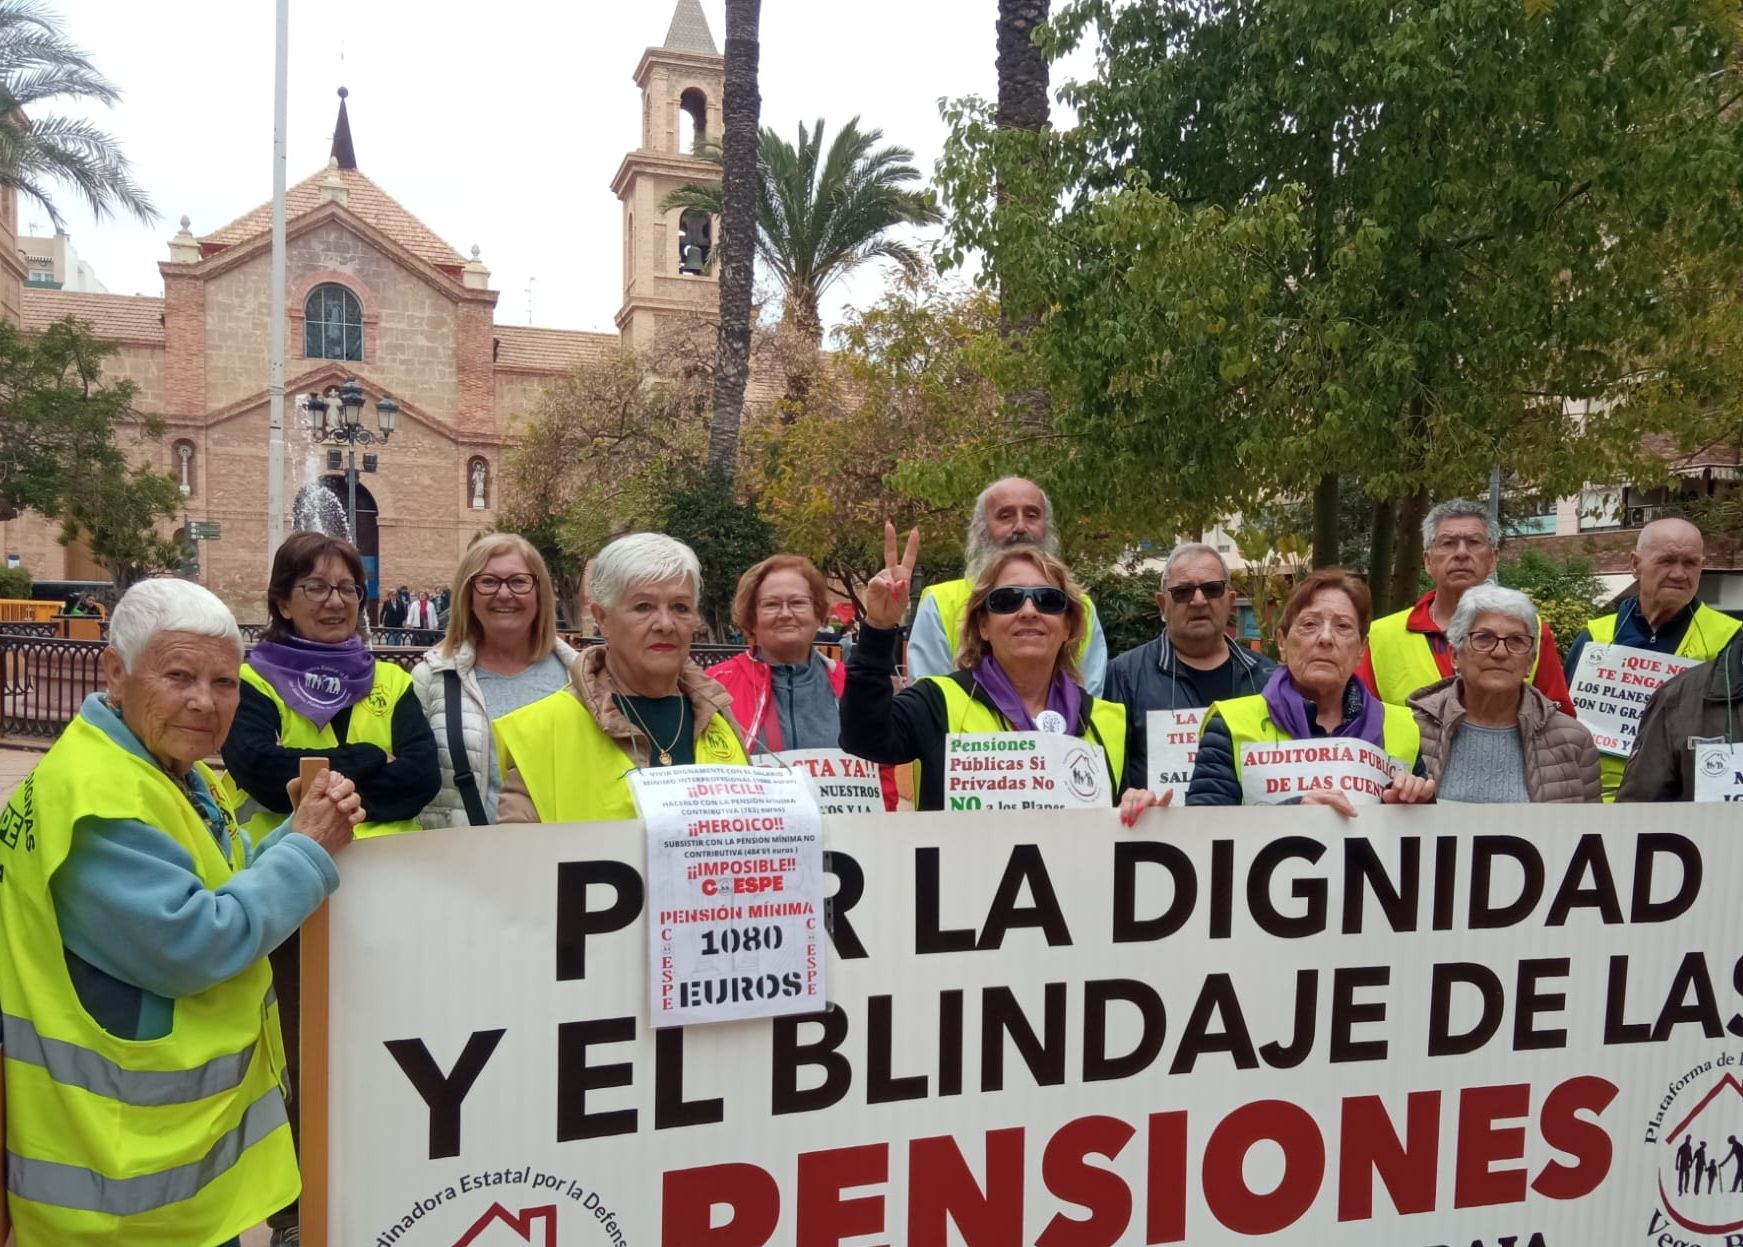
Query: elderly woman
1409 585 1599 802
1187 568 1435 812
496 532 748 822
707 555 848 753
0 579 362 1247
840 524 1150 818
413 533 579 826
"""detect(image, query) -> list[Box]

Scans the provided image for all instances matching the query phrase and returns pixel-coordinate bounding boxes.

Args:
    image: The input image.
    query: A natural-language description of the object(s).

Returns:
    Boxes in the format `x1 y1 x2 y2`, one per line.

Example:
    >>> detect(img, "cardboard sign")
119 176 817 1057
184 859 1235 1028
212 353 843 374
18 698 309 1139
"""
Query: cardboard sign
1237 737 1399 805
751 748 884 814
1146 707 1207 800
1570 642 1697 757
1693 741 1743 803
629 765 825 1026
942 730 1110 810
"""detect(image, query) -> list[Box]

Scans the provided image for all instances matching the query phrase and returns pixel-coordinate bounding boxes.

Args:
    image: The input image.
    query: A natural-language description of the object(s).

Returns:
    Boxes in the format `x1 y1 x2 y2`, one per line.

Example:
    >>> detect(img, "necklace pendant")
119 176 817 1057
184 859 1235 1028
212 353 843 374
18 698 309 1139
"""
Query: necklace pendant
658 750 673 766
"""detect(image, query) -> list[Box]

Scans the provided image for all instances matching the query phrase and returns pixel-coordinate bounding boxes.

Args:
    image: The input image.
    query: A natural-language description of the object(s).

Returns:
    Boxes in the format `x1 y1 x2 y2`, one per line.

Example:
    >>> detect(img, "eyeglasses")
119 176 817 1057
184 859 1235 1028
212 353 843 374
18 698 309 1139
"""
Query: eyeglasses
1430 535 1492 553
756 597 815 617
1165 579 1228 604
474 574 537 596
295 579 364 602
985 585 1070 615
1465 629 1533 655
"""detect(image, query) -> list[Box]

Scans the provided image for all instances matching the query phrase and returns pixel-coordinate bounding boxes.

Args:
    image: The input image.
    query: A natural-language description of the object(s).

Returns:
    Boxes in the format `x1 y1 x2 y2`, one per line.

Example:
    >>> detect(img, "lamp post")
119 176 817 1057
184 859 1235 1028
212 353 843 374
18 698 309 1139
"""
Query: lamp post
305 378 398 541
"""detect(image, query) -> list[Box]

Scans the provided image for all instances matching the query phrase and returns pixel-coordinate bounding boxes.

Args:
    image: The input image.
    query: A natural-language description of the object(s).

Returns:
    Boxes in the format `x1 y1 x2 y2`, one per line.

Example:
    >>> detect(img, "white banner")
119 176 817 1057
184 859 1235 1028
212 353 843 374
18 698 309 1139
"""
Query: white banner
629 765 825 1026
1238 736 1399 804
1693 741 1743 803
319 805 1743 1247
1146 707 1207 800
752 748 884 814
1570 642 1697 757
943 730 1111 810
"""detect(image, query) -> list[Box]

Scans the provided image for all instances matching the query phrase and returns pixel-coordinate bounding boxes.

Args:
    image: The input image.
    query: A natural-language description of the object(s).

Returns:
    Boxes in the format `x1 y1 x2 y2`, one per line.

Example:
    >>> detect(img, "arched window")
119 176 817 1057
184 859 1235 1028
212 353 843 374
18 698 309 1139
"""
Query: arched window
678 210 712 274
304 283 363 361
679 88 708 153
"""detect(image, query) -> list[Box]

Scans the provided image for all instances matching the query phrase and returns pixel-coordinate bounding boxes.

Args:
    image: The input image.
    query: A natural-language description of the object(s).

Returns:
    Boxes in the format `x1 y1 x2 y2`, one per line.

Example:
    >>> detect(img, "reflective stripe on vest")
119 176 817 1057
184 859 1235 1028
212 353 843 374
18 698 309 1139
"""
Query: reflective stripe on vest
924 579 1099 670
236 659 421 839
918 675 1127 804
1586 602 1743 801
494 688 749 823
1367 607 1540 705
1207 692 1421 804
0 715 297 1246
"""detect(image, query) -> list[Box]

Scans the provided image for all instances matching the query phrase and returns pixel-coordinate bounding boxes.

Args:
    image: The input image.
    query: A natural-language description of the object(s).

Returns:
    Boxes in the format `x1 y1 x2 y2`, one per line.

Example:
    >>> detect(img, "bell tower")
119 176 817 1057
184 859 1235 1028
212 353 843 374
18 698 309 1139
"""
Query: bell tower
611 0 725 352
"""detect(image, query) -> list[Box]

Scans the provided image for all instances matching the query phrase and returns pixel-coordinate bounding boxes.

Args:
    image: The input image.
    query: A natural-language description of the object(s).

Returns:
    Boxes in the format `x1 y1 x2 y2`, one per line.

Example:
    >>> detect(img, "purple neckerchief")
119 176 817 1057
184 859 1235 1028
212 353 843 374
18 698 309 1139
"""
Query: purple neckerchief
1260 666 1385 748
972 654 1084 733
248 635 376 729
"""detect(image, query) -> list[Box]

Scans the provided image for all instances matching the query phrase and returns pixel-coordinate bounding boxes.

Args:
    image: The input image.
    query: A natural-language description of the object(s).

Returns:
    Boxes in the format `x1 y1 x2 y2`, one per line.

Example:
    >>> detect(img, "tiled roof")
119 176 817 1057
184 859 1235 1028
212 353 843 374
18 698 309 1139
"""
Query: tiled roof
22 289 164 343
663 0 718 54
200 166 465 269
494 326 620 373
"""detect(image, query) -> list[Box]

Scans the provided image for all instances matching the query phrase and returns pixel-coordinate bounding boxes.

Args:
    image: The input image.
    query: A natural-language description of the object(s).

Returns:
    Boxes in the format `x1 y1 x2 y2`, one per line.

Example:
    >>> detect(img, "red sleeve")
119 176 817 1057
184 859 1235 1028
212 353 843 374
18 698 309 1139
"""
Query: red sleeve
1355 645 1379 696
1533 623 1578 716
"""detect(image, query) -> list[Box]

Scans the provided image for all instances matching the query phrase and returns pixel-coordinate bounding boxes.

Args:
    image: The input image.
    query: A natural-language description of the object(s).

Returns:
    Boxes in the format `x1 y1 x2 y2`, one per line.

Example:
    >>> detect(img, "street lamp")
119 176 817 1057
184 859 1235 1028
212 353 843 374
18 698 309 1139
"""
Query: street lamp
305 378 396 542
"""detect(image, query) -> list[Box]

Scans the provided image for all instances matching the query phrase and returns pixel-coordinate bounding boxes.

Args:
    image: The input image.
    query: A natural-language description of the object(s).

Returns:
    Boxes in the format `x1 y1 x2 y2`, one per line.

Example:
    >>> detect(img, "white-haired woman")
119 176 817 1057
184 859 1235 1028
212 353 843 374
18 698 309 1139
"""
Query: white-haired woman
413 533 580 827
496 532 748 822
1408 585 1600 803
0 579 362 1247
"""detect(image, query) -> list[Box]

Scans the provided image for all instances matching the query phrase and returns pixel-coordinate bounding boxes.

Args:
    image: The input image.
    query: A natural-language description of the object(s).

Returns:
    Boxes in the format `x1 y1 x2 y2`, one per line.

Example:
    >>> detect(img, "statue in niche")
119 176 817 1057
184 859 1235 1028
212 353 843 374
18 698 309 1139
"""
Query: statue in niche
175 442 193 495
470 459 488 509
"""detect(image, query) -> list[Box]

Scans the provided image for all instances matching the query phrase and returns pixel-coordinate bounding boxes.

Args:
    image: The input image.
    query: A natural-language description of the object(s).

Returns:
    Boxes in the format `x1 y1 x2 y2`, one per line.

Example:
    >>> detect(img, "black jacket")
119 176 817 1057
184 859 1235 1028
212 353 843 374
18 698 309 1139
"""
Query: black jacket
1617 633 1743 802
1104 631 1276 793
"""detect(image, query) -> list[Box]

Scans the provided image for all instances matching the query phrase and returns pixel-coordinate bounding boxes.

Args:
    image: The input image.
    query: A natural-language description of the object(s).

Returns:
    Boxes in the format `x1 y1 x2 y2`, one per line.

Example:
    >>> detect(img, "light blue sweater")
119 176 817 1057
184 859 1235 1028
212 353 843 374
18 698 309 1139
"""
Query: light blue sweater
46 694 339 1040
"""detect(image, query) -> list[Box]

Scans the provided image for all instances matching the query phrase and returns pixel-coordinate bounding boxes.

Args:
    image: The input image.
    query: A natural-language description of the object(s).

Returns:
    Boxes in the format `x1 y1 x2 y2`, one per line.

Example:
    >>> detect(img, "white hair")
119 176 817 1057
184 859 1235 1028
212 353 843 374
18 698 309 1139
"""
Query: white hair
1161 542 1229 585
109 578 243 673
1422 498 1500 548
1446 584 1538 652
963 477 1060 577
590 532 702 610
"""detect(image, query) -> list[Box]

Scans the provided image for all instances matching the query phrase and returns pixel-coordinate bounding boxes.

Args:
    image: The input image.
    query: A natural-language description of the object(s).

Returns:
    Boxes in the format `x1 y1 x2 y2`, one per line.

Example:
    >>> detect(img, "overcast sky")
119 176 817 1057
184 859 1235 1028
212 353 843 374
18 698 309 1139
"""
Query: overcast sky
45 1 1092 337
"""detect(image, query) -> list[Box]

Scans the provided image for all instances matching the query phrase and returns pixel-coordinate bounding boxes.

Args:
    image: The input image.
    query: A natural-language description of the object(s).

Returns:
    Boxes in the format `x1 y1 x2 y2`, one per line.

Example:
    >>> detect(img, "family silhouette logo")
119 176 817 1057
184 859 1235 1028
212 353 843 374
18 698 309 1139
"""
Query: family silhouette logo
1651 1068 1743 1240
451 1202 558 1247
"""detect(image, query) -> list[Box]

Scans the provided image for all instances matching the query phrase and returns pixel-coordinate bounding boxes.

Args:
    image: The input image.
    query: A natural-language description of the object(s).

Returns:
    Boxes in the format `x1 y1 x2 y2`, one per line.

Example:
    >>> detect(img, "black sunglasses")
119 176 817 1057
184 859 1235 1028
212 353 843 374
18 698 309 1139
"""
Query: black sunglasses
1165 579 1229 604
985 585 1071 615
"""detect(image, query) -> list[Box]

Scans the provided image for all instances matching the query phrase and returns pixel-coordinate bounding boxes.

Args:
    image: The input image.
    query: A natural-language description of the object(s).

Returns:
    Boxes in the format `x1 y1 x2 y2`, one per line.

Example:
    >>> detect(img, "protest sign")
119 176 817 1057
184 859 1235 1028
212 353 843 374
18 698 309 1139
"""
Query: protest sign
1570 643 1697 757
1146 707 1206 799
308 804 1743 1246
1693 741 1743 803
1237 736 1398 804
752 748 884 814
630 765 825 1026
942 730 1110 810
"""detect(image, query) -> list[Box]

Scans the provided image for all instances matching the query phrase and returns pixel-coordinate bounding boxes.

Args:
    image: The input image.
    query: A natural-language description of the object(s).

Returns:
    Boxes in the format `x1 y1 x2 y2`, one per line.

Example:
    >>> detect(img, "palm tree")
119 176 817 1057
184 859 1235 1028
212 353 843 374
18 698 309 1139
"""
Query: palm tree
707 0 762 482
0 0 154 228
996 0 1051 132
665 117 941 346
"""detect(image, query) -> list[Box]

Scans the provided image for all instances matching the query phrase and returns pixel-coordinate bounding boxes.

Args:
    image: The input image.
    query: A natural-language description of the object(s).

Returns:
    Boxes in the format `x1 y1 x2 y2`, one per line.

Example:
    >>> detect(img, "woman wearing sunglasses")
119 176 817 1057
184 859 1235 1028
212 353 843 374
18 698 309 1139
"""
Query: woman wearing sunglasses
842 524 1158 820
412 533 581 827
1408 585 1599 802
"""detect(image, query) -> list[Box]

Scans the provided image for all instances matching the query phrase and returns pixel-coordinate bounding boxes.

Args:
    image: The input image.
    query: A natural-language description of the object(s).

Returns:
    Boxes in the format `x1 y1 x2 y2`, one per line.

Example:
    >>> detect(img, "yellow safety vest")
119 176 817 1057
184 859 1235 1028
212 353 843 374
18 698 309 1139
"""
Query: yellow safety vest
923 579 1099 671
917 675 1127 809
493 689 749 823
1366 606 1542 706
1586 602 1742 801
233 660 421 839
0 716 296 1247
1205 691 1421 805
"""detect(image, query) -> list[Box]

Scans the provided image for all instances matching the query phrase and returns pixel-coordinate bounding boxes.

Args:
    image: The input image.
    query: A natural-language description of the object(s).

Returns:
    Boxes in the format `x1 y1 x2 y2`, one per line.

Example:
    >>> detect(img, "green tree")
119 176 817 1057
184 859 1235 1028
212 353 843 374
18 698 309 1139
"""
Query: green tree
707 0 762 481
661 469 776 638
1498 550 1608 659
0 0 153 227
664 117 941 345
938 0 1743 614
0 564 31 599
59 460 181 589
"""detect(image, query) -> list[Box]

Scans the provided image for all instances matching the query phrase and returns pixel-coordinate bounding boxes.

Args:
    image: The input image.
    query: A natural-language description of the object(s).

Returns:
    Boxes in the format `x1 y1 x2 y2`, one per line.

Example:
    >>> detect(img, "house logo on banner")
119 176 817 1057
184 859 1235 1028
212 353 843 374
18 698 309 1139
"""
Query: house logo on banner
1702 750 1731 780
1645 1060 1743 1243
368 1172 629 1245
1064 744 1100 802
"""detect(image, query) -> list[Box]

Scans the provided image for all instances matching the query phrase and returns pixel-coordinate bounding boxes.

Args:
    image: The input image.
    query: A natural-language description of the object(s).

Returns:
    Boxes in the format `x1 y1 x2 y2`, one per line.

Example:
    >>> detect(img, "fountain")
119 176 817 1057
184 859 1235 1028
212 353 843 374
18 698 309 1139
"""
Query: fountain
291 480 349 540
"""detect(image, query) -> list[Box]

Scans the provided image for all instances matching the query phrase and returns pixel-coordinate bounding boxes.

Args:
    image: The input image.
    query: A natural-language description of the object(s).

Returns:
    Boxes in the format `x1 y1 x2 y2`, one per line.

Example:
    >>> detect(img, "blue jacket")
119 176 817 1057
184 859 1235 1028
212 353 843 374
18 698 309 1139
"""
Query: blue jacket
1104 631 1275 793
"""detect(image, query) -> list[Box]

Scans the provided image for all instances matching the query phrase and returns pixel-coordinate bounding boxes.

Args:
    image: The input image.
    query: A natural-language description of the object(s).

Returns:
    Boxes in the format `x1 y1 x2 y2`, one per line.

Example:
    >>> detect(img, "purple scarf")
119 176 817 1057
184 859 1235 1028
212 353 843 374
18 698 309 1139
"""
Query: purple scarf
248 635 377 729
972 654 1084 734
1260 666 1386 748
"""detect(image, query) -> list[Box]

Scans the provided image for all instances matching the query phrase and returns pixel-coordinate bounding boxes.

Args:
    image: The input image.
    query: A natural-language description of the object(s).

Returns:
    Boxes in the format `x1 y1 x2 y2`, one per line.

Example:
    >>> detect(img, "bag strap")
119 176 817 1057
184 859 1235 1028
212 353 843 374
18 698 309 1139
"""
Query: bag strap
443 668 489 826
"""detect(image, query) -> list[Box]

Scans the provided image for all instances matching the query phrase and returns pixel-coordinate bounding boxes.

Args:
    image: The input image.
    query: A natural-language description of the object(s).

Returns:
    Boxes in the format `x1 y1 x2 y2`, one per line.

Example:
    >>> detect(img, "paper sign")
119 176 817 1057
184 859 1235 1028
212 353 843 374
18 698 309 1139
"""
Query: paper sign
1693 741 1743 803
629 765 825 1026
1570 642 1696 757
752 748 884 814
1146 707 1207 800
942 731 1110 810
1237 737 1400 805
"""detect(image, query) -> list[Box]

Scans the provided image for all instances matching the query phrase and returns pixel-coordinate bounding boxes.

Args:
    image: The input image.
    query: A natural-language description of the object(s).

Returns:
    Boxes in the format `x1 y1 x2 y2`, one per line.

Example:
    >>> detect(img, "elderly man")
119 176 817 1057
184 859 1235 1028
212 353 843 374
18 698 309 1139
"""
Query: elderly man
0 579 362 1247
1567 518 1741 799
1105 543 1276 795
908 477 1108 693
1358 498 1576 714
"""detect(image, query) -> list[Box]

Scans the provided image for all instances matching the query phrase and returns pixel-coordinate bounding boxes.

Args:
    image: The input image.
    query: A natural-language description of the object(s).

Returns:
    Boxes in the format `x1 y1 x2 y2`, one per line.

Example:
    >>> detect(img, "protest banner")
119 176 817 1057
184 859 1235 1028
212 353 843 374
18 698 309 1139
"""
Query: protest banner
1237 736 1399 805
942 730 1111 809
1693 742 1743 803
1145 707 1205 801
307 805 1743 1246
752 748 885 814
1569 643 1698 757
